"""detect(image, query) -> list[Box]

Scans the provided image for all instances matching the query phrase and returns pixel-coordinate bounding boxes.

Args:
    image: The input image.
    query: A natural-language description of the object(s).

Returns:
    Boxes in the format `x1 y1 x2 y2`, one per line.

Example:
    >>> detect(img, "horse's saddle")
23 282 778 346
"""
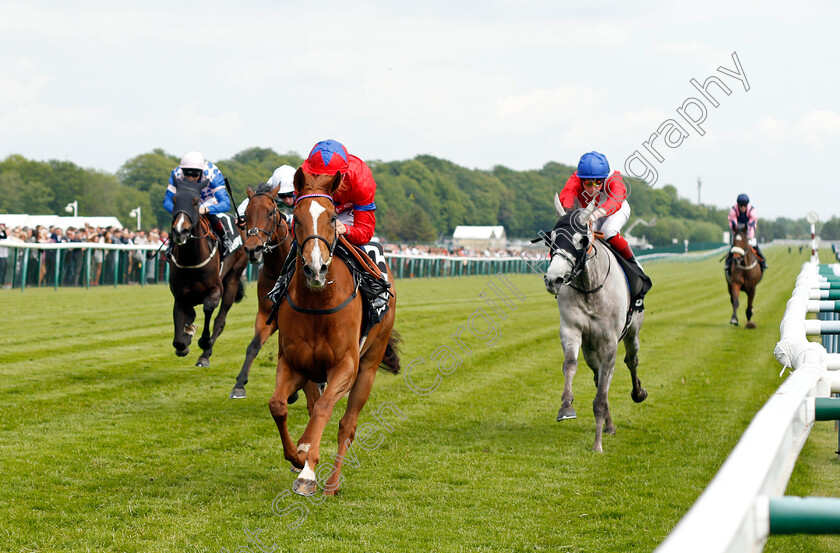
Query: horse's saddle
599 238 652 311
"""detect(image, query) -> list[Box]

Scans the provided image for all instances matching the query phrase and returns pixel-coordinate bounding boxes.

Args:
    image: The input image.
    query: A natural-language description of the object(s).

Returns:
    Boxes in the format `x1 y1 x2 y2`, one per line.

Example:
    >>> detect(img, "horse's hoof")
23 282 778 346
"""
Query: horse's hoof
229 387 246 399
290 465 301 473
185 324 197 336
195 357 210 368
592 443 604 453
556 407 577 421
746 321 757 329
175 347 189 357
323 487 338 497
292 478 318 497
632 388 648 403
288 390 300 405
730 319 739 326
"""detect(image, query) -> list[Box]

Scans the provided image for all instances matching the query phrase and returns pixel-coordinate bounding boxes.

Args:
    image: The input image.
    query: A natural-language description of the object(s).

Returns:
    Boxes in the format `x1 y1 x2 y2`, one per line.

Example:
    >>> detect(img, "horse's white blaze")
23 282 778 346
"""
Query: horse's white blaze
307 201 327 268
299 461 316 481
175 214 186 233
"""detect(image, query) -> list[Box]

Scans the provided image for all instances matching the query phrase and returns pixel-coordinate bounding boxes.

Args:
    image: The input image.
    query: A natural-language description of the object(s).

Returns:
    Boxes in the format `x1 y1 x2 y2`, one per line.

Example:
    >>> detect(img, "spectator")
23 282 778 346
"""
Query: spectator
0 223 8 288
64 227 83 286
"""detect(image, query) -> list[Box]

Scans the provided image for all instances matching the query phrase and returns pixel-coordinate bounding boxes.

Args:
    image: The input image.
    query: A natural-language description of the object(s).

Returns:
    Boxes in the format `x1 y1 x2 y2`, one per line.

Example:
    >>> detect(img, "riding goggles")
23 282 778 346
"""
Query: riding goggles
182 168 203 178
580 178 605 187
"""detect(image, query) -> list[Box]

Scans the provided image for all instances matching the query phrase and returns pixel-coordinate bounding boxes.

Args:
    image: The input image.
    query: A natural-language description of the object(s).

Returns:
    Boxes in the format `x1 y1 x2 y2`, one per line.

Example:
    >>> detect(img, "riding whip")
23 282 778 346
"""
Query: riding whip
224 178 245 226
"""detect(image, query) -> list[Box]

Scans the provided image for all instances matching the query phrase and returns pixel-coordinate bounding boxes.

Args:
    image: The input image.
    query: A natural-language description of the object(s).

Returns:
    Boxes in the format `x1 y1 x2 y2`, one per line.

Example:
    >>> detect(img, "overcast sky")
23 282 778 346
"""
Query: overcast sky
2 0 838 219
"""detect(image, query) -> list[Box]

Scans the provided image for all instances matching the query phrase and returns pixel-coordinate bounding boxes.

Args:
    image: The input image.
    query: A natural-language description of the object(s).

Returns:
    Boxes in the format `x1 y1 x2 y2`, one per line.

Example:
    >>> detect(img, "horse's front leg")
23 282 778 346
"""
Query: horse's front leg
729 282 741 326
268 357 308 468
231 305 276 399
292 358 356 497
556 327 581 421
585 347 617 453
196 286 222 367
322 334 392 496
172 302 195 356
744 284 757 329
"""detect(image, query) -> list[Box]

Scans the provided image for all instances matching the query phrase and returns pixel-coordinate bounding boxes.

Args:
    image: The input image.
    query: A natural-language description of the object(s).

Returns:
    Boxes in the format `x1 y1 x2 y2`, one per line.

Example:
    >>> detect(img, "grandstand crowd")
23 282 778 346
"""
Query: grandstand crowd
0 223 169 287
0 222 522 288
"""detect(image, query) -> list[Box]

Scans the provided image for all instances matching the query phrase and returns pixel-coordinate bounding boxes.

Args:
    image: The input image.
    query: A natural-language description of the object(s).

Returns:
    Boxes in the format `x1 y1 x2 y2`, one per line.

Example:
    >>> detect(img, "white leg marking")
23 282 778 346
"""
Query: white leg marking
297 443 311 454
300 460 316 481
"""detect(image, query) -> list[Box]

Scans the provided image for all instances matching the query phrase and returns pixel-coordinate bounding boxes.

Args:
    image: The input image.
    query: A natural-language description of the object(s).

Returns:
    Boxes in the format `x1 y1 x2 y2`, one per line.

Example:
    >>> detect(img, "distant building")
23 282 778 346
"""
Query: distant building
452 225 507 250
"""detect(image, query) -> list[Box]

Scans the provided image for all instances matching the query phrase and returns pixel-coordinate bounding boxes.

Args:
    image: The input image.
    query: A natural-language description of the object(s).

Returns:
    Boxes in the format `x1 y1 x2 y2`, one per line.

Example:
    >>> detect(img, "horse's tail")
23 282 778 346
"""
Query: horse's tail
234 278 246 303
379 330 402 375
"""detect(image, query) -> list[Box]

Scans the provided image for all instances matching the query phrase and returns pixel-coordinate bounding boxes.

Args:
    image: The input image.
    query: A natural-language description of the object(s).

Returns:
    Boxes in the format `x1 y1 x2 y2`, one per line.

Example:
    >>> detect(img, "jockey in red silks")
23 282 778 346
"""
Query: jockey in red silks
726 193 766 271
559 151 641 267
301 139 377 247
297 139 391 318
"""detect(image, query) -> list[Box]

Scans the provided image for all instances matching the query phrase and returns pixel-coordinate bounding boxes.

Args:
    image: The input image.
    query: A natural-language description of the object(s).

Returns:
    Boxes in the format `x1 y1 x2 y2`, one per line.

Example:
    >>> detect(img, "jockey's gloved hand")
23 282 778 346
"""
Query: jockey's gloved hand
235 217 246 230
588 207 607 225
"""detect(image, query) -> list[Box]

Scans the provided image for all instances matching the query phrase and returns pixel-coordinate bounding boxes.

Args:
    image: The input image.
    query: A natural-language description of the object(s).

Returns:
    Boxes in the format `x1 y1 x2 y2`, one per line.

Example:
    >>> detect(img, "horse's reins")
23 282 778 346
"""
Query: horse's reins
283 193 357 315
245 193 290 253
539 227 608 293
294 194 338 265
730 242 758 271
567 242 611 294
169 214 218 269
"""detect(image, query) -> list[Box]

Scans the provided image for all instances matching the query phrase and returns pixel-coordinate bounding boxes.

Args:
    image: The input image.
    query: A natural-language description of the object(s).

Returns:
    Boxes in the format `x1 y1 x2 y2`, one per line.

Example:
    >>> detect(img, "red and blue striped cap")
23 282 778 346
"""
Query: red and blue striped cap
302 139 349 175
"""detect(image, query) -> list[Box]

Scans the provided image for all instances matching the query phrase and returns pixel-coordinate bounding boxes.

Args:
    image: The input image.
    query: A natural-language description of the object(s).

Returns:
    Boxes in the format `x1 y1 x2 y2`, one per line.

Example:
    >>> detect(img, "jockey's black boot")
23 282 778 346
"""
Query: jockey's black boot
754 245 767 271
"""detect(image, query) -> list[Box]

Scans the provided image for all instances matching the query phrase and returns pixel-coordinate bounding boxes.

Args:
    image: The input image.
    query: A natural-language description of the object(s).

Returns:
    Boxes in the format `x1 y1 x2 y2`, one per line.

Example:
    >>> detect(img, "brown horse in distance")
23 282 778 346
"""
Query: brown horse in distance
169 180 248 366
229 184 321 413
726 224 763 328
269 169 400 497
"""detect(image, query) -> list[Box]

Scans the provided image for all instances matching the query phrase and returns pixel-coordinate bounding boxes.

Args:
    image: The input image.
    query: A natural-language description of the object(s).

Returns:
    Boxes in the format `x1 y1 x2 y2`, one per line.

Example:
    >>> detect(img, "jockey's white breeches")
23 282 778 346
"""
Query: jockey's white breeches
337 209 354 226
594 201 630 239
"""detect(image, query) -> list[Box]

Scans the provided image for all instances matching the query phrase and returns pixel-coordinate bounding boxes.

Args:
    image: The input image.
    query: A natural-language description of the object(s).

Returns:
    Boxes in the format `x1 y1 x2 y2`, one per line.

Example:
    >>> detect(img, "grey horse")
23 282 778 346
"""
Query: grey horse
542 197 648 452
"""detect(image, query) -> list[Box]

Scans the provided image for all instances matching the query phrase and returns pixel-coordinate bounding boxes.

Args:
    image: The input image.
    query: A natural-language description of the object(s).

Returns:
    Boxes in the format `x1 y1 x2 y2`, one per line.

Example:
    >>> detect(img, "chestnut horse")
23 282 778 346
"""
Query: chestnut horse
726 223 763 328
169 180 248 367
229 184 321 411
269 169 400 497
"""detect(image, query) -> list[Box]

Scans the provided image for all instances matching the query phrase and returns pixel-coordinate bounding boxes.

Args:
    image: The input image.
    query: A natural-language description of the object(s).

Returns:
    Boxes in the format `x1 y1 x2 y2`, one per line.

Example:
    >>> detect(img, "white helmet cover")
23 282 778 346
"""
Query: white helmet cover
268 165 296 195
180 151 205 171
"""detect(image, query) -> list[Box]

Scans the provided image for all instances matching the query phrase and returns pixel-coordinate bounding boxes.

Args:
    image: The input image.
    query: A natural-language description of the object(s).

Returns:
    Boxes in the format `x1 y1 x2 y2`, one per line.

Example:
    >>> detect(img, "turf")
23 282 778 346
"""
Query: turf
0 246 837 552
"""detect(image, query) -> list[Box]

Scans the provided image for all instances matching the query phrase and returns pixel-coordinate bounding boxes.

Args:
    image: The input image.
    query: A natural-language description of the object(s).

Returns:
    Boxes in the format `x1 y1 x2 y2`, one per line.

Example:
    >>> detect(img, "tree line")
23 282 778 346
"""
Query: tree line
1 149 837 245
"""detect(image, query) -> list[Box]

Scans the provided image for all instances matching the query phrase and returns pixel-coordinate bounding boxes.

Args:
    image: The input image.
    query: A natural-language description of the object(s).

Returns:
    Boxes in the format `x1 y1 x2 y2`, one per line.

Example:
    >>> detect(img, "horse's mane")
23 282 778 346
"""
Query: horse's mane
255 182 274 194
553 210 588 235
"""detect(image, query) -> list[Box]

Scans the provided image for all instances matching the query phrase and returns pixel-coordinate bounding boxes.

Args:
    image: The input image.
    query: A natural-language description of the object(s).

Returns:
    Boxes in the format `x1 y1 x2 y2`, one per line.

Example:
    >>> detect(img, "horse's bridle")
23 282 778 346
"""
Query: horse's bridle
538 227 608 293
169 212 216 269
294 193 338 265
245 193 290 253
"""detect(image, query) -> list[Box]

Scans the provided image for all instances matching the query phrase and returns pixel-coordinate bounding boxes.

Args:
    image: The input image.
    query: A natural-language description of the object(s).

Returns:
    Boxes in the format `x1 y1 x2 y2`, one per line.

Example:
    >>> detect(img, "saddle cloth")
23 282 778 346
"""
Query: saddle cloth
599 238 652 310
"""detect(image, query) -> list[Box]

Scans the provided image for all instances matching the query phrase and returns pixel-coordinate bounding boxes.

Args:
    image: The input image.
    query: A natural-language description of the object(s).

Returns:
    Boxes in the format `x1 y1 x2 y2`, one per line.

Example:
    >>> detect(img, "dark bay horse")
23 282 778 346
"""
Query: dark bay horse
269 169 400 497
541 198 648 452
229 184 322 411
726 224 763 328
169 180 248 367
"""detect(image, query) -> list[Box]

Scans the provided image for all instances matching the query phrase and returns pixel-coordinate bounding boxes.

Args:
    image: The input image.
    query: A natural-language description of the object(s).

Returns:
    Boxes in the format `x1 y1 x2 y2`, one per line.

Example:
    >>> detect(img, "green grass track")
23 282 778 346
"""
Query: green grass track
0 246 837 552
